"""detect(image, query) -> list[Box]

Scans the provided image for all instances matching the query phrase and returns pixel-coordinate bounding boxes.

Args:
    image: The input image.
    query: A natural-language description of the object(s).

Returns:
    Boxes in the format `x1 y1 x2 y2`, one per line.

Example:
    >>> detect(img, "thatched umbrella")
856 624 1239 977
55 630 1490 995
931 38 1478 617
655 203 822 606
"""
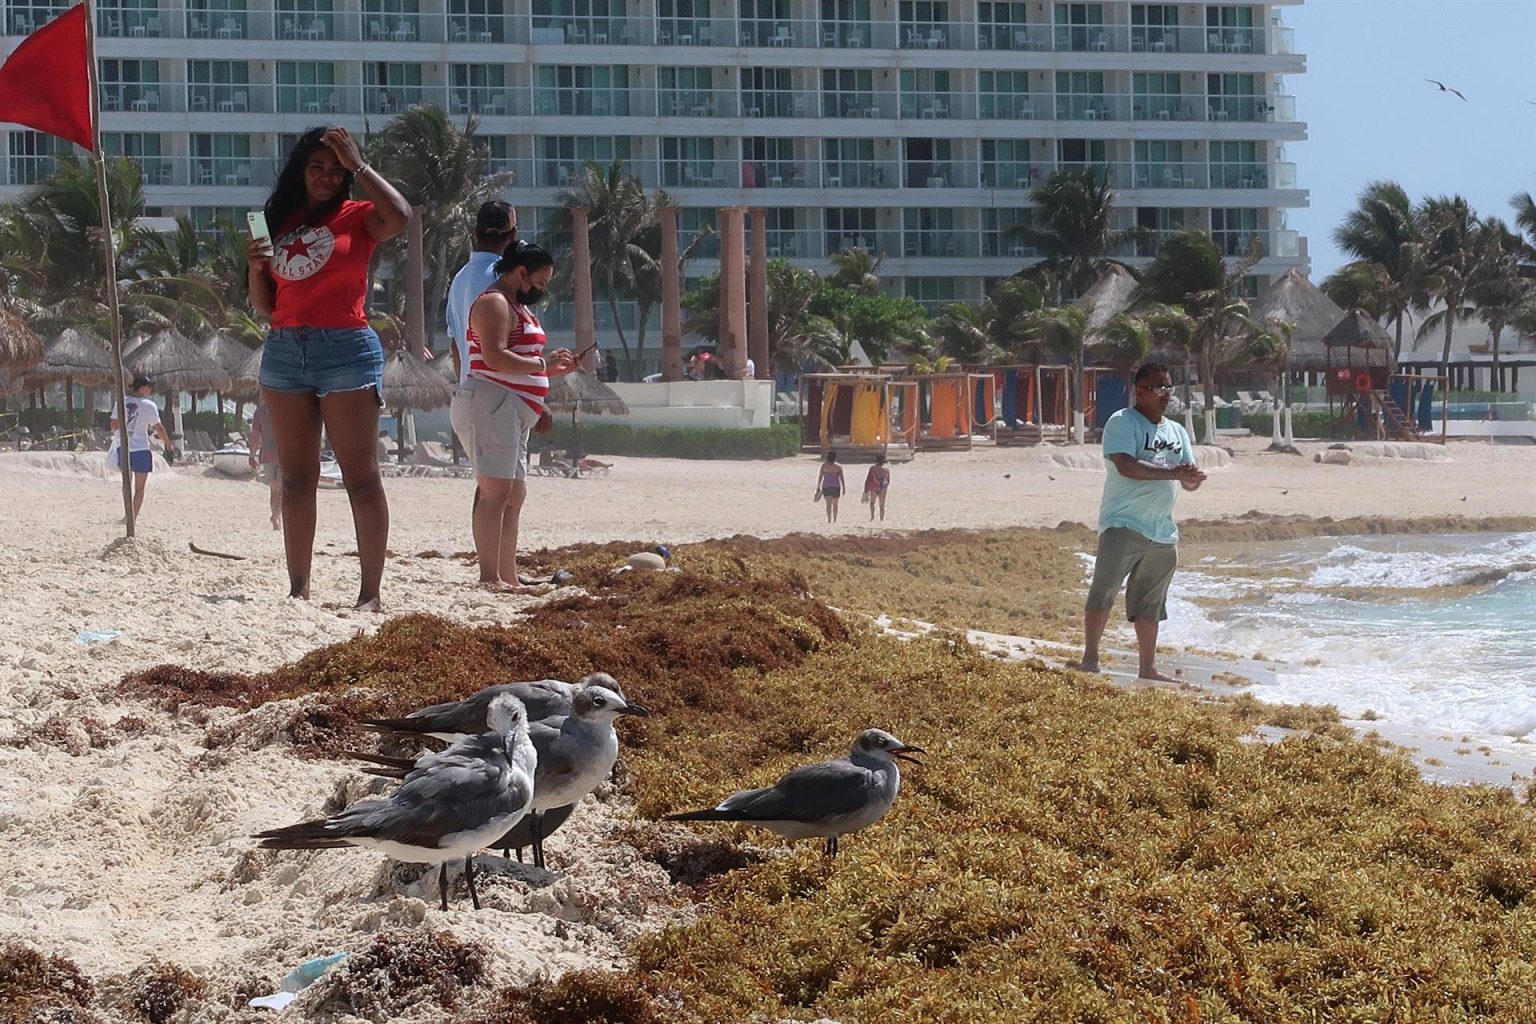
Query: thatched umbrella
1076 264 1139 336
231 342 264 400
200 331 257 438
0 307 43 371
124 328 232 441
24 328 122 419
1249 268 1347 374
380 348 453 458
545 371 629 450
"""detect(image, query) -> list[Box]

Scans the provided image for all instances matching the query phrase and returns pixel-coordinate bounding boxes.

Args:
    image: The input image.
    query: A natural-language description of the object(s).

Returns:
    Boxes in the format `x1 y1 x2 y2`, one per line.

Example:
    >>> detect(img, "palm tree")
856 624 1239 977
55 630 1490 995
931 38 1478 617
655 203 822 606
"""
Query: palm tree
1094 312 1152 371
1010 169 1133 302
682 259 830 370
545 159 663 376
827 247 883 296
18 154 147 303
628 217 710 378
1511 191 1536 270
1333 180 1433 360
1415 195 1482 379
1466 219 1530 391
1024 304 1092 439
982 277 1046 358
1321 261 1393 321
366 106 515 351
929 302 1003 365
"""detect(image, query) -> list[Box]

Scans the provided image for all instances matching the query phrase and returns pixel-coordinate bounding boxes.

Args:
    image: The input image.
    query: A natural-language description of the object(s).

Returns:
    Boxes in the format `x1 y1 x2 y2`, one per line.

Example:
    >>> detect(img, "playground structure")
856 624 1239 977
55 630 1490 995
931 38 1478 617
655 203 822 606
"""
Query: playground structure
1324 310 1445 442
993 365 1074 445
798 372 909 458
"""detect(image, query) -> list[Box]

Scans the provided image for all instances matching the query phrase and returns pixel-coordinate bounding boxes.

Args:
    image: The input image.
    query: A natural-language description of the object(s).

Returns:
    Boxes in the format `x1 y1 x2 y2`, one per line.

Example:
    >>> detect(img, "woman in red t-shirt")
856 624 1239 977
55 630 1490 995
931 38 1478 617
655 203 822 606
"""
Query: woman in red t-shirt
248 126 411 610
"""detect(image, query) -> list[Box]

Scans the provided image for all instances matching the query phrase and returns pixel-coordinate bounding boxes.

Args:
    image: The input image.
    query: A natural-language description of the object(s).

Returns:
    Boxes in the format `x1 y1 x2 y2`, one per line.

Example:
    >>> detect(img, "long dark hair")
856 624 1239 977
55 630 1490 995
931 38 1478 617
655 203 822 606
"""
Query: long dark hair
263 126 353 234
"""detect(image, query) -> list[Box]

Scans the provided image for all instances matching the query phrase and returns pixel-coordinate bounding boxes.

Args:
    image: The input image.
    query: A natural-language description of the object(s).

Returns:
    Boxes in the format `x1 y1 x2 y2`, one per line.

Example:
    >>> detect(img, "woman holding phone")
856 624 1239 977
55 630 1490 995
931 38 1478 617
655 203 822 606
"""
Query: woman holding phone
449 243 578 590
247 125 411 610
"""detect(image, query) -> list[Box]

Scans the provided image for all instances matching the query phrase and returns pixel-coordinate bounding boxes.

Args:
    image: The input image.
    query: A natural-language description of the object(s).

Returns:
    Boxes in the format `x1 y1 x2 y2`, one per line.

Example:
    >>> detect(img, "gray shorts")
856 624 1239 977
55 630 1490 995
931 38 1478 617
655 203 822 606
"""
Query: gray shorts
449 378 534 481
1086 527 1178 622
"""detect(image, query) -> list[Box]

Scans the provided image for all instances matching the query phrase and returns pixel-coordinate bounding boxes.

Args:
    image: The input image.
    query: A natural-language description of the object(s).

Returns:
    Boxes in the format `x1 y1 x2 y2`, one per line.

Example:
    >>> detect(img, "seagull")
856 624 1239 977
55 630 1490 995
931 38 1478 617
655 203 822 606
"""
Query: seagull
1424 79 1467 101
362 673 627 742
663 729 924 857
254 693 536 911
358 677 648 869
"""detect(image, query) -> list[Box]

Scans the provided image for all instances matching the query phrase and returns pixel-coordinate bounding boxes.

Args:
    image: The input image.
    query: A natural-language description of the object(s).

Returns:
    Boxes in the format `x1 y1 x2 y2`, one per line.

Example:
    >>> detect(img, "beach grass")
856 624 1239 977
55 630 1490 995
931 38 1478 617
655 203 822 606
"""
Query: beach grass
97 536 1536 1022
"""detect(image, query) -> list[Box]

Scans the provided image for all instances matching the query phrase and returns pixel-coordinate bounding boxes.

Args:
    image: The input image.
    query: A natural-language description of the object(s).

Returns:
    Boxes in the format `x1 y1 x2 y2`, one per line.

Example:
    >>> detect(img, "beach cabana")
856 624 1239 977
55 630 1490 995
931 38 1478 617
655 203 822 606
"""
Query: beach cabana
995 364 1073 445
1249 268 1348 381
799 371 906 458
200 331 257 441
123 328 232 442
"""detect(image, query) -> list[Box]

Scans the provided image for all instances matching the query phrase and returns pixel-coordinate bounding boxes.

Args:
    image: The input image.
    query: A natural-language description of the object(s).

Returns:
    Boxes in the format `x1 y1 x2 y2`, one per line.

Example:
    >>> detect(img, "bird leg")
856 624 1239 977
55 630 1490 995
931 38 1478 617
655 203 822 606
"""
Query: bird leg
438 862 450 912
530 811 545 869
822 835 839 857
465 855 480 911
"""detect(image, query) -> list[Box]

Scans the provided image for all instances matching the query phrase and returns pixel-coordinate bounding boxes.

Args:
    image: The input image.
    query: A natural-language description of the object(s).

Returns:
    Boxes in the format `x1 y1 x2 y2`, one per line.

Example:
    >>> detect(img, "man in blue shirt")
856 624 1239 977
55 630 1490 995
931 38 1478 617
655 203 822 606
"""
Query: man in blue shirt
446 201 518 385
1081 362 1206 681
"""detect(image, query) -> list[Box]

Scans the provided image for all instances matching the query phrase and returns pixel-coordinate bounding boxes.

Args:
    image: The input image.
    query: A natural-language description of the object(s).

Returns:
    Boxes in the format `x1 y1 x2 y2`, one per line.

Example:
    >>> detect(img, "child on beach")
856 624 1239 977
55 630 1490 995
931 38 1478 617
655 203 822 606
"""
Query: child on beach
862 454 890 522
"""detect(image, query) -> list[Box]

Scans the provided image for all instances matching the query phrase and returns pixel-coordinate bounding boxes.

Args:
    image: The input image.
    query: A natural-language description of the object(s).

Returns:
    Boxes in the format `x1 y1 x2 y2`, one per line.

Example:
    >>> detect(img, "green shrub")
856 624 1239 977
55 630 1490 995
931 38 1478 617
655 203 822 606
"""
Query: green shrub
180 410 243 436
1239 409 1356 440
537 422 800 460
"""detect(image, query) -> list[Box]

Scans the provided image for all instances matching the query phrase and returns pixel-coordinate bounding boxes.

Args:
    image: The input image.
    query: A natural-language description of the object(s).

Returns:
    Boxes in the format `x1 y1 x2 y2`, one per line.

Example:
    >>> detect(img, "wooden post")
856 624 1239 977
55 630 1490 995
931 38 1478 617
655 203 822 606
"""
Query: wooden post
406 206 425 355
571 207 597 373
659 206 683 381
748 208 769 380
720 208 748 378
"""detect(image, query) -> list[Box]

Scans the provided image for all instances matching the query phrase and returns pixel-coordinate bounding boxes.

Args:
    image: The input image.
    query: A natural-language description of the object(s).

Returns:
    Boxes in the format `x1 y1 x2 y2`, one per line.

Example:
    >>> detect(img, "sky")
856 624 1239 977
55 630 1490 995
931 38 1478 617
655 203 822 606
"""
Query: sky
1286 0 1536 278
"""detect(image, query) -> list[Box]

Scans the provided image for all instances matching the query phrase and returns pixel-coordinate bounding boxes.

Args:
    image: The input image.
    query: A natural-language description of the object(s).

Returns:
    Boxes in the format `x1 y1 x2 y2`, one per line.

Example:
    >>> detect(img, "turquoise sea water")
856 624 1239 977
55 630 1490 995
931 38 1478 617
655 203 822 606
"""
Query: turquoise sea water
1160 533 1536 741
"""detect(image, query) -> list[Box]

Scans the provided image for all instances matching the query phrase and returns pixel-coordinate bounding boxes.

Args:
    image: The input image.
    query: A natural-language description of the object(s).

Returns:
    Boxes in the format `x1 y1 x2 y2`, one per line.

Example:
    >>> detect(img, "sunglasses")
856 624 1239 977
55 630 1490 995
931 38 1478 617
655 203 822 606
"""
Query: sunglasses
1138 384 1175 395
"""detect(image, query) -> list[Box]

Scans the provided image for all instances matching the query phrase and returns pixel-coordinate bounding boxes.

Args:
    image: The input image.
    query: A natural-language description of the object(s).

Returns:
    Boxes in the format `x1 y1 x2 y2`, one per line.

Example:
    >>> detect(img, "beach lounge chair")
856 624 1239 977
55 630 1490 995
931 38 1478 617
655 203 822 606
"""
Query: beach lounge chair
1256 390 1276 407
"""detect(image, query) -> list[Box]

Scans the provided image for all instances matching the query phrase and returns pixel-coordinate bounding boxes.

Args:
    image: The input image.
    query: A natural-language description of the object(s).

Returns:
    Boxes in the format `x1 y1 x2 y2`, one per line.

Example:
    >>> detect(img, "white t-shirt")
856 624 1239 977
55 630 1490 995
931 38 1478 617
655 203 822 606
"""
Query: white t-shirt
119 395 161 452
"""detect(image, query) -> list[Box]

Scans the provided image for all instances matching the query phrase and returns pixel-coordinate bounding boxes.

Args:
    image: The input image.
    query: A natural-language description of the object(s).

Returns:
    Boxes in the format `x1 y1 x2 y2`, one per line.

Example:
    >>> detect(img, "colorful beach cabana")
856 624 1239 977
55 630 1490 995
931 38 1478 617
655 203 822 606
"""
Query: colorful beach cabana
994 365 1073 445
799 372 908 457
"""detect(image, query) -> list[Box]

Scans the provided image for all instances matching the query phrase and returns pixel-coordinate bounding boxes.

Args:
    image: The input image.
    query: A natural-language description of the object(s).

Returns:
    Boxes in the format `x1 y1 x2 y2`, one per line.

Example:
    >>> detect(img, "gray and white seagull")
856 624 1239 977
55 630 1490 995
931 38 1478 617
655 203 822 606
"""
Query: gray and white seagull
356 674 648 868
254 693 537 911
664 729 924 856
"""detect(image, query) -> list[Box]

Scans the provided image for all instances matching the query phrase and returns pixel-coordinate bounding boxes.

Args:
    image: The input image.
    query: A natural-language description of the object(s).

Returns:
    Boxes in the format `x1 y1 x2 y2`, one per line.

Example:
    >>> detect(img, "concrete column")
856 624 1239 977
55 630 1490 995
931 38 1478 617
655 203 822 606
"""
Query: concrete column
571 206 596 371
406 207 425 356
748 208 769 380
720 207 748 378
659 206 683 382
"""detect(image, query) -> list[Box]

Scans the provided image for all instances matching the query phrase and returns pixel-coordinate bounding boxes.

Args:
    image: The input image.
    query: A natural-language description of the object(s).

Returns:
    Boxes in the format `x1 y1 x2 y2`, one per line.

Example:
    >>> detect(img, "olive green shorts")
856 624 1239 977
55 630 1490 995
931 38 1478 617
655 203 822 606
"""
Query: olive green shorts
1086 527 1178 622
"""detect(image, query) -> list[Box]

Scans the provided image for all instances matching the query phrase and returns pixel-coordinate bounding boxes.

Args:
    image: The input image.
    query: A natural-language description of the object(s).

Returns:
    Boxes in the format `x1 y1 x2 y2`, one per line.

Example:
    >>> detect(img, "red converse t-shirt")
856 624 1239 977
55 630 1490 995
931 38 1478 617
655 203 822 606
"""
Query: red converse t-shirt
269 199 378 329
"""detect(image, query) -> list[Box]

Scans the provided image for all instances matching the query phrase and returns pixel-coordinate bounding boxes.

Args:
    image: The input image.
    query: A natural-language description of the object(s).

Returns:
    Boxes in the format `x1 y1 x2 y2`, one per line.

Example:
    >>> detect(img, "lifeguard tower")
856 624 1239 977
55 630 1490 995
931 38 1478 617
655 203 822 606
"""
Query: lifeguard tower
1324 310 1440 441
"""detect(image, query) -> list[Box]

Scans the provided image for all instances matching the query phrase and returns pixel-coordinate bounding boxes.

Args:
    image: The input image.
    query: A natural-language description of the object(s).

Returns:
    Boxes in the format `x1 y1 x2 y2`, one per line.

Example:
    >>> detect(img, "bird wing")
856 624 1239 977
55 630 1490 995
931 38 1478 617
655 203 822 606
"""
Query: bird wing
506 680 578 722
717 759 880 823
1451 88 1467 101
1424 78 1442 87
338 749 528 849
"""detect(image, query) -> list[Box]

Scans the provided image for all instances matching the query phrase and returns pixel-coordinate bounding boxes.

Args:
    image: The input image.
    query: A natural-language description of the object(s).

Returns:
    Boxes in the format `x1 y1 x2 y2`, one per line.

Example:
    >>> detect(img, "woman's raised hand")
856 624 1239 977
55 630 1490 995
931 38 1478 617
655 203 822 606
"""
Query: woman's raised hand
321 126 366 173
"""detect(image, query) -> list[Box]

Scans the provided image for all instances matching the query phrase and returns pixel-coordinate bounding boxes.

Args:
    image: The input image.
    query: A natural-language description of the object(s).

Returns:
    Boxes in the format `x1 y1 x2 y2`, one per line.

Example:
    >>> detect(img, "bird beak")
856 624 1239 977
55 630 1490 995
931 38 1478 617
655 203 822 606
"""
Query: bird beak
891 744 925 764
619 703 651 718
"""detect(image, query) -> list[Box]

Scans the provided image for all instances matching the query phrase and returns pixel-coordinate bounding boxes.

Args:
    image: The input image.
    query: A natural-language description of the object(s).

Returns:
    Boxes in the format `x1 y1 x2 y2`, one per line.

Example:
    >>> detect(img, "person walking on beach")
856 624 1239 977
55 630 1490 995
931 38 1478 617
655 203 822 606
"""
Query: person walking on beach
815 451 846 523
109 375 173 519
863 454 890 522
1080 362 1206 681
247 125 412 610
247 400 282 530
449 243 578 590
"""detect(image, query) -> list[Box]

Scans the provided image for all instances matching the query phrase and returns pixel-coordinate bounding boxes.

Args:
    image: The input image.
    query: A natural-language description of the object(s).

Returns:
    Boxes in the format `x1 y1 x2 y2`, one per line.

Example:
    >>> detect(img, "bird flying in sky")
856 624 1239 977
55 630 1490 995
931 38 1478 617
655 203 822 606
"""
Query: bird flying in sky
1425 79 1467 101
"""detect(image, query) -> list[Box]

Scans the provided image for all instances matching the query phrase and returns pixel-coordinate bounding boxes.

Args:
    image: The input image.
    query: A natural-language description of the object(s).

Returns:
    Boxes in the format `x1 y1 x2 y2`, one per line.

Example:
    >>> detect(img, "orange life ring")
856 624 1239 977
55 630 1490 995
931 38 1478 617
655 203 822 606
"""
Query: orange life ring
1354 371 1372 393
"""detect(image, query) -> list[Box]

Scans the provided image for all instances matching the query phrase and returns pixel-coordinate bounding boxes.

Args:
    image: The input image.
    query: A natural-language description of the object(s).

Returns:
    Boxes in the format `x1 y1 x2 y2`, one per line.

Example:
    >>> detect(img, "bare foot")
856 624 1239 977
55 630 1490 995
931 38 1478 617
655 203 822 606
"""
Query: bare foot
271 516 282 531
355 596 383 612
1138 669 1178 683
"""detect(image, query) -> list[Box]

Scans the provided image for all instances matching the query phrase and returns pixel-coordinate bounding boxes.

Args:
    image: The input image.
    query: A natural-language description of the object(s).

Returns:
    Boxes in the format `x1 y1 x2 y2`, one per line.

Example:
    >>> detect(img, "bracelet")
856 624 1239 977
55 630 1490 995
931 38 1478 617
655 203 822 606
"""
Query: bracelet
352 162 371 177
538 356 548 373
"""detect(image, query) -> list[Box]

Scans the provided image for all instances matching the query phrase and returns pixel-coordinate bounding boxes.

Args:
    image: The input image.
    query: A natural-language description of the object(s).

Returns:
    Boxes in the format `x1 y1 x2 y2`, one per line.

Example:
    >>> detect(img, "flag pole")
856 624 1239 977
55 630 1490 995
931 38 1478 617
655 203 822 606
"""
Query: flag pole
80 0 133 536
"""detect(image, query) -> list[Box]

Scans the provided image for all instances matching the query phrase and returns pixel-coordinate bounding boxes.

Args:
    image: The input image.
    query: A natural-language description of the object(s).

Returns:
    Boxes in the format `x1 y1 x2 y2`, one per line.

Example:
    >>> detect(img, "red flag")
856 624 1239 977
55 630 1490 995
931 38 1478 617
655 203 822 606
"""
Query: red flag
0 4 93 150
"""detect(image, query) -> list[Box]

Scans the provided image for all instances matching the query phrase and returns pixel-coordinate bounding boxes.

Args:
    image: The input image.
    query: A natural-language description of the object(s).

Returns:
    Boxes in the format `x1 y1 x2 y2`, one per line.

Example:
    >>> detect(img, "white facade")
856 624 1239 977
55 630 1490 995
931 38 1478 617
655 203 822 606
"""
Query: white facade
1 0 1309 356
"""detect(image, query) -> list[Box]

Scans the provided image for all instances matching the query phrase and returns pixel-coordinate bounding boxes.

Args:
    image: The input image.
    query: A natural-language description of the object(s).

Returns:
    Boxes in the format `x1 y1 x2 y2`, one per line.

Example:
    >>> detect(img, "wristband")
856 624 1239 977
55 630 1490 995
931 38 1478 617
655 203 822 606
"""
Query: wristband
538 356 548 374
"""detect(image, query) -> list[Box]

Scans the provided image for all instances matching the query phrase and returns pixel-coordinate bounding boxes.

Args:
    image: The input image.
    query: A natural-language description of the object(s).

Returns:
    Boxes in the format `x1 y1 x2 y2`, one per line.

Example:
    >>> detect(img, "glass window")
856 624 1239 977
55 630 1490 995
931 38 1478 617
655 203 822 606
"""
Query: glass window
7 130 59 185
1212 207 1261 256
825 207 877 254
275 0 335 40
660 137 717 187
538 135 631 185
447 0 507 43
1054 71 1105 120
1054 2 1104 50
365 62 425 113
820 68 874 117
275 62 337 114
980 139 1038 189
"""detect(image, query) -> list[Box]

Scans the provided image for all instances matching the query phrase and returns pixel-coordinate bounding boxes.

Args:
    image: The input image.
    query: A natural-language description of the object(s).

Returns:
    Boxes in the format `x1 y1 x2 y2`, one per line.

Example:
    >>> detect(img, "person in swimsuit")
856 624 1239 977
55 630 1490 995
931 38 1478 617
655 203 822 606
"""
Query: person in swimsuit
863 453 891 522
815 450 846 524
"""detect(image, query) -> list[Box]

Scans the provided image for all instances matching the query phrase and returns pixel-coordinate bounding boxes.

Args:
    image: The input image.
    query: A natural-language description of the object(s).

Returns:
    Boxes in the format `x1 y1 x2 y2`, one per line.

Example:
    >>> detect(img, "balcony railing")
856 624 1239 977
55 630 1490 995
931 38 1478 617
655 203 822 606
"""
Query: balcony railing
978 94 1038 120
740 92 805 118
827 231 898 257
901 231 977 258
743 163 809 188
822 162 892 188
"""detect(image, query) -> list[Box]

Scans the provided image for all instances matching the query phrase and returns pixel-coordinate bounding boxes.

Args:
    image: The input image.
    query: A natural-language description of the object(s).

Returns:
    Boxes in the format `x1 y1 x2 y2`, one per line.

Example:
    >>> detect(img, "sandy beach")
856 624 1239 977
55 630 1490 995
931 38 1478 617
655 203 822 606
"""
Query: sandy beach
3 435 1535 1016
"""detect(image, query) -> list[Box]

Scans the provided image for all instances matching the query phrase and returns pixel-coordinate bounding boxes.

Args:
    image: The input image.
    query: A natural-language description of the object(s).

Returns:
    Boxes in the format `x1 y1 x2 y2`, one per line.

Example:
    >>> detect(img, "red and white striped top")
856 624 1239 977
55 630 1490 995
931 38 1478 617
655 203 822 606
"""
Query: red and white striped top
466 293 550 415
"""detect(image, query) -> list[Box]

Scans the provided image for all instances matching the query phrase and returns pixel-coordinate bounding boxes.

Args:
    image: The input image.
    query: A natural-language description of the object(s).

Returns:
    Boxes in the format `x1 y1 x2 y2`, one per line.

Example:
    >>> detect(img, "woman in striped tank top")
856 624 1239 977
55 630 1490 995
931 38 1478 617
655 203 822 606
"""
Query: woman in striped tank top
448 243 578 589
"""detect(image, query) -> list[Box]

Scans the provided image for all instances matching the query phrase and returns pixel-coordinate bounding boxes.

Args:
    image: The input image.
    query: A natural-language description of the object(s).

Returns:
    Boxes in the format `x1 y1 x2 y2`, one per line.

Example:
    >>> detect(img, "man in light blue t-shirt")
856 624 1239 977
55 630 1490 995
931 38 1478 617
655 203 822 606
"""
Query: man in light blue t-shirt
446 201 518 385
1081 361 1206 681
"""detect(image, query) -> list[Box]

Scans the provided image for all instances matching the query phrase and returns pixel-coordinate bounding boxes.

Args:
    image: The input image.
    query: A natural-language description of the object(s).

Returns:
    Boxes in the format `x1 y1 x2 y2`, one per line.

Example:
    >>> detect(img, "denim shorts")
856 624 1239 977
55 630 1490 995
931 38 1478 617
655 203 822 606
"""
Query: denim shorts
260 327 384 402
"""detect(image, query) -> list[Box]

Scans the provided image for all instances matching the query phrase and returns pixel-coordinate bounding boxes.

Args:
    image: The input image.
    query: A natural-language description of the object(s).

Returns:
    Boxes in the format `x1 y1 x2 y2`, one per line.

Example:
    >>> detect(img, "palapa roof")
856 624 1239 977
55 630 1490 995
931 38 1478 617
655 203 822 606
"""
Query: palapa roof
1324 309 1394 349
1249 268 1347 372
1075 264 1139 334
123 328 232 393
200 331 255 375
380 348 453 411
0 307 43 371
546 370 629 416
25 328 122 387
228 342 264 398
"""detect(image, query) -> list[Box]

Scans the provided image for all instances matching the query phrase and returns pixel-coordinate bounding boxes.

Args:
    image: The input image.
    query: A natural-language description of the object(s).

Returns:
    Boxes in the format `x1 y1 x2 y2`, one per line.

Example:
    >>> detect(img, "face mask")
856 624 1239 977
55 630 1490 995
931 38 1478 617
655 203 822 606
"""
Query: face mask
516 286 544 306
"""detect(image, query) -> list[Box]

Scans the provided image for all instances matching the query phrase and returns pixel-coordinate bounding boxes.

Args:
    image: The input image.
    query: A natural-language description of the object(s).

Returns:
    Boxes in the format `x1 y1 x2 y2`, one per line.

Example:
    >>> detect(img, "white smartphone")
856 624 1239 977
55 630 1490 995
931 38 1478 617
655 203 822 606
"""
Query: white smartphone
246 211 274 256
